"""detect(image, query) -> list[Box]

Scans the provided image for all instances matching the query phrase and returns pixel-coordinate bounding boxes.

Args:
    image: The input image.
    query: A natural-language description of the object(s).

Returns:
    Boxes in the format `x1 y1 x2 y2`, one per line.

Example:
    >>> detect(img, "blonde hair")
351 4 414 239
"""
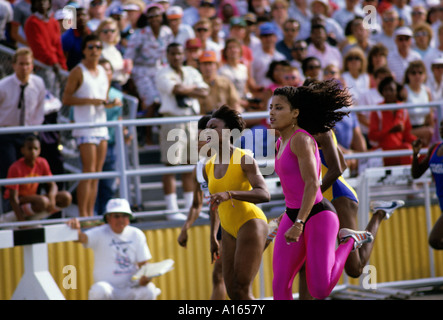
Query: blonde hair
413 22 433 45
96 17 121 45
343 47 367 74
12 47 33 63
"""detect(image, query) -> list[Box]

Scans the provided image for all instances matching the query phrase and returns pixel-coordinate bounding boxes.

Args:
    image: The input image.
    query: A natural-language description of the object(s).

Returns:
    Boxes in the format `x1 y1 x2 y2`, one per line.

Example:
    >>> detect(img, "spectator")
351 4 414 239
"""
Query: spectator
24 0 67 97
217 0 239 38
198 50 242 114
411 5 428 30
155 42 209 220
66 198 162 300
247 0 271 21
87 0 107 32
62 5 91 71
276 18 300 61
10 0 31 47
290 39 308 74
94 58 127 215
62 34 110 217
4 135 72 221
264 59 291 93
403 60 435 147
97 17 132 89
310 1 346 46
269 0 289 41
166 5 195 46
0 47 46 210
341 47 370 104
367 43 389 88
427 56 443 101
306 23 343 70
387 26 421 83
182 0 201 27
342 17 375 56
210 16 225 47
301 56 322 80
194 18 222 61
372 8 400 53
423 25 443 75
120 0 146 54
332 0 364 30
392 0 412 26
184 37 203 69
124 4 173 145
198 0 217 21
227 17 254 67
0 0 12 47
412 23 433 59
288 0 312 41
218 38 256 101
251 22 286 87
368 76 417 166
431 3 443 48
242 12 261 52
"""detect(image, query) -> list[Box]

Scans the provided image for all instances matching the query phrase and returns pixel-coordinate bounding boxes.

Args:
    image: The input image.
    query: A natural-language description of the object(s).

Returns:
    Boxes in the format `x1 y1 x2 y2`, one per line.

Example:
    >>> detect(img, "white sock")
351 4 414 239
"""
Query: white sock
164 193 179 211
183 191 194 210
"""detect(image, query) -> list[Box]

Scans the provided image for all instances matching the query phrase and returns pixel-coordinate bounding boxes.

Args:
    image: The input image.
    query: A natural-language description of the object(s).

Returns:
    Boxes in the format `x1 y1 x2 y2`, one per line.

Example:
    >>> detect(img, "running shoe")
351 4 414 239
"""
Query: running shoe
370 200 405 220
339 228 374 251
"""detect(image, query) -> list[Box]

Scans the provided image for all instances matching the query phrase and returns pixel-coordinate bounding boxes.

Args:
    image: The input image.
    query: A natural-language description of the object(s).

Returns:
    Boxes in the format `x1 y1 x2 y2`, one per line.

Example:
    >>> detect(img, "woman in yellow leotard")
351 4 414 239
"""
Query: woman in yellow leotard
203 105 270 300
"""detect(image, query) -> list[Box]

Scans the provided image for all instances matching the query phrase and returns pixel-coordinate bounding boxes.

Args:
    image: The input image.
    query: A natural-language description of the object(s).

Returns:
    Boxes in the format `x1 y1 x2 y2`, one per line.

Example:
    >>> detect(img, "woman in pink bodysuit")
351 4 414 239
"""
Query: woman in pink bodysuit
269 82 373 300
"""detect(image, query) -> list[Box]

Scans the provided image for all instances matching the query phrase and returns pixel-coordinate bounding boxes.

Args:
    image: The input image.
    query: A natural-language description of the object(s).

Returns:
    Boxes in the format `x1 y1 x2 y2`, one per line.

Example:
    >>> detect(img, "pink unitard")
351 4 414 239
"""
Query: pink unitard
273 129 354 300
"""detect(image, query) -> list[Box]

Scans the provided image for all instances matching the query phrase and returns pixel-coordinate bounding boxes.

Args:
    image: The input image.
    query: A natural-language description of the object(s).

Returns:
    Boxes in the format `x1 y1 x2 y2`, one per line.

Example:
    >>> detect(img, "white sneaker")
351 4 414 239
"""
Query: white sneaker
339 228 374 251
166 213 188 221
370 200 405 220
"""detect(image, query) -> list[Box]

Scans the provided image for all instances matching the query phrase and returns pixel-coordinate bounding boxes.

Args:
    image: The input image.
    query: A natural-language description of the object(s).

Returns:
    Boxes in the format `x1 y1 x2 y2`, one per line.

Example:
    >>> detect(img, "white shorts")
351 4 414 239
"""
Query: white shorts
76 135 109 146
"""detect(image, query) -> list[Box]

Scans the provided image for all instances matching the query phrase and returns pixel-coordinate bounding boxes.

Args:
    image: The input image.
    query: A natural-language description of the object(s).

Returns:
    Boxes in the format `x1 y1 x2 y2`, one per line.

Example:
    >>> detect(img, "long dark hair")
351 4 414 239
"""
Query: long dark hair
273 80 352 134
211 105 246 144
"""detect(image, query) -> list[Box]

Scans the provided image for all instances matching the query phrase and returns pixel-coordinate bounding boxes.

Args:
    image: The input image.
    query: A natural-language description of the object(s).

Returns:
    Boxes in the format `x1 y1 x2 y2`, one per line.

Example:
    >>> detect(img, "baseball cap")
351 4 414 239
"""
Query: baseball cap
394 26 413 37
186 38 202 49
199 50 217 63
230 17 246 28
121 0 145 12
105 198 133 220
166 6 183 19
259 22 277 36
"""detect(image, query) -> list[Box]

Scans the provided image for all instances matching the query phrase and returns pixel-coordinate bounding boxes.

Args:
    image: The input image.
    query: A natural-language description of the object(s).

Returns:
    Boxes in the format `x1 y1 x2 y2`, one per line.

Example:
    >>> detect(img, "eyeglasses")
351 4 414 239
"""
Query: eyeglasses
147 13 162 18
397 36 411 42
292 47 306 51
196 28 209 32
383 17 396 22
101 29 116 34
307 65 321 70
284 28 298 32
412 11 425 15
324 70 337 75
414 31 429 37
409 70 424 75
284 75 297 80
347 56 361 61
86 44 103 50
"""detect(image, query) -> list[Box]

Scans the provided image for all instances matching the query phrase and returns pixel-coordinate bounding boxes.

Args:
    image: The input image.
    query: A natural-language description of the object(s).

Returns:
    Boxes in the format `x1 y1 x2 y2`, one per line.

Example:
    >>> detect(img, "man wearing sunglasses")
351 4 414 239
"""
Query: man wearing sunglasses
67 198 161 300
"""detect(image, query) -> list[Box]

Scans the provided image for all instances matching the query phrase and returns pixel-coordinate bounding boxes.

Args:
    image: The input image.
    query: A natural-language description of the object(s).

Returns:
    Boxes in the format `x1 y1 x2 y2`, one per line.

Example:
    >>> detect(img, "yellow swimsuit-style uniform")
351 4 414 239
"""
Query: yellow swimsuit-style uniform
206 148 267 238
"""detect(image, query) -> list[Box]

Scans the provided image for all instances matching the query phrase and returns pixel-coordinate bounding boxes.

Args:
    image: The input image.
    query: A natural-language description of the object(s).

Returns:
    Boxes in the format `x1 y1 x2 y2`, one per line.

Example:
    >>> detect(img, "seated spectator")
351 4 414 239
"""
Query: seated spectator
367 43 389 88
97 17 132 89
290 39 308 79
403 60 435 147
306 23 343 70
301 56 322 80
265 60 291 93
427 56 443 102
371 8 400 54
410 5 428 31
67 198 161 300
412 23 434 58
87 0 108 32
4 135 72 221
283 65 303 87
210 16 225 47
368 76 417 166
269 0 289 41
184 37 203 69
227 17 254 67
193 18 222 61
275 18 300 61
341 47 370 104
242 12 261 52
217 0 240 38
342 17 375 57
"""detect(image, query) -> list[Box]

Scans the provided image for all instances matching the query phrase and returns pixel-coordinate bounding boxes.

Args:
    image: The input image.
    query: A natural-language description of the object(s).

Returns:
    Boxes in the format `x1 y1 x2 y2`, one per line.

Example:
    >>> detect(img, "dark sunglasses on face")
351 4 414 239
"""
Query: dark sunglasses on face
87 44 103 50
147 13 161 19
307 65 321 70
196 28 209 32
415 31 429 37
410 70 424 75
347 56 361 61
397 36 411 42
292 47 306 51
101 29 116 34
324 70 337 75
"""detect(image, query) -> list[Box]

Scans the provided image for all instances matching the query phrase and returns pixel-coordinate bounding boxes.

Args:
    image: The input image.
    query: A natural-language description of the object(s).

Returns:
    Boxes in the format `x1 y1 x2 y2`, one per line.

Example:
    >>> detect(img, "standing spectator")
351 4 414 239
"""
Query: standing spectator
62 34 110 217
24 0 67 97
87 0 107 32
251 22 286 87
403 60 435 147
10 0 31 47
276 18 300 61
217 0 239 38
372 8 400 53
387 26 421 83
198 50 242 114
0 47 46 210
67 198 162 300
120 0 146 54
306 23 343 70
124 4 173 144
166 5 195 46
155 42 209 220
427 56 443 101
341 47 370 104
412 23 434 59
4 135 72 221
62 5 91 71
97 17 132 89
368 76 417 166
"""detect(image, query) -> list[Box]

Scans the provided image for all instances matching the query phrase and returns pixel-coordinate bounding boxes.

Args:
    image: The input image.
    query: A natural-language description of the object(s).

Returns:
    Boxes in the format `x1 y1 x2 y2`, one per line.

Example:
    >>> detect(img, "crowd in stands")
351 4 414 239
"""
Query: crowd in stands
1 0 443 218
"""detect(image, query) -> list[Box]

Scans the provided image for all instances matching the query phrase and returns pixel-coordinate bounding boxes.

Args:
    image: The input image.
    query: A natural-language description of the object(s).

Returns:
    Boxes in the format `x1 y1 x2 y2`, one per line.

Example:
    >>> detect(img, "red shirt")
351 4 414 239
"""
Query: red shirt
4 157 52 199
24 14 67 70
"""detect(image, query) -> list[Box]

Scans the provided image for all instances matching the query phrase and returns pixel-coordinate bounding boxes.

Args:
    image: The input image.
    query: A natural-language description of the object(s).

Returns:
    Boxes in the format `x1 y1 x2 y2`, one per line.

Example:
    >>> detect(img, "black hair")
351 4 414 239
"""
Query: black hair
81 33 102 51
211 105 245 143
198 115 212 130
377 76 405 101
31 0 51 13
301 56 321 74
273 81 352 135
167 42 183 53
266 60 291 82
23 134 40 146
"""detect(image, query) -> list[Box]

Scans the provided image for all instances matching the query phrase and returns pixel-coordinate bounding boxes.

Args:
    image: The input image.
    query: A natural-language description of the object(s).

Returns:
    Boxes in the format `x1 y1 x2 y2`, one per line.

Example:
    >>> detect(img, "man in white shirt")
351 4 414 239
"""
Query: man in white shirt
0 47 46 209
155 42 209 220
387 26 421 83
371 8 400 53
67 198 161 300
